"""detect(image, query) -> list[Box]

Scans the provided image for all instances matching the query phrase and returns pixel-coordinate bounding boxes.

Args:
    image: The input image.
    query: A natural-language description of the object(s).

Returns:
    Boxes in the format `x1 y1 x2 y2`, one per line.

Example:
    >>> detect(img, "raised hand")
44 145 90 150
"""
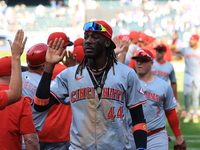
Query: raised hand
120 36 130 53
62 51 77 67
46 38 66 65
113 36 122 55
8 29 27 58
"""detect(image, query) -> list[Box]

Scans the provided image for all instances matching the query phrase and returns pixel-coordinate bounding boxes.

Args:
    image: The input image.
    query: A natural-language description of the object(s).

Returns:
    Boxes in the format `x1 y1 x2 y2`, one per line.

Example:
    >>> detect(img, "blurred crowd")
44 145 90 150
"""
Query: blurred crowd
111 0 200 42
0 0 200 44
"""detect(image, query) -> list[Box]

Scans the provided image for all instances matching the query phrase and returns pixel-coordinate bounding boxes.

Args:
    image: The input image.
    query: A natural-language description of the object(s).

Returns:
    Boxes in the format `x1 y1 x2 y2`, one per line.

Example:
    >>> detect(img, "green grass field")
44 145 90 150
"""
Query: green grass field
0 50 27 65
167 61 200 149
1 51 200 149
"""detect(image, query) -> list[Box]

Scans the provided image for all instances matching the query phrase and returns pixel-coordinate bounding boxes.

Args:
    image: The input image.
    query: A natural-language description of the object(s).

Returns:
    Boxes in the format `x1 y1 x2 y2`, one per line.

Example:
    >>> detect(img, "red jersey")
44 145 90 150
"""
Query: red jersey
0 90 8 110
0 84 36 150
163 45 172 61
38 63 72 142
128 59 136 69
38 104 72 142
52 63 67 80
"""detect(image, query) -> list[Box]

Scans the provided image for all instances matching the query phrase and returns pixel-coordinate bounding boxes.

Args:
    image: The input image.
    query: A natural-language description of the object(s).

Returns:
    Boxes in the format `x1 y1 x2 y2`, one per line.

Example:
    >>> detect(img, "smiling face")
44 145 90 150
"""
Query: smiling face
84 32 110 59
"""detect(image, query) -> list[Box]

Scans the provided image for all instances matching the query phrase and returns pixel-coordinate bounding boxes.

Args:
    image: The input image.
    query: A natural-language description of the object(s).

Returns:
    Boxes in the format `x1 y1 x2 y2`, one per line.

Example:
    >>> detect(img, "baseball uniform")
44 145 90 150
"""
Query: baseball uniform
0 84 36 150
49 62 146 150
22 71 49 131
180 46 200 116
39 63 72 150
0 91 8 110
139 76 177 150
152 59 176 82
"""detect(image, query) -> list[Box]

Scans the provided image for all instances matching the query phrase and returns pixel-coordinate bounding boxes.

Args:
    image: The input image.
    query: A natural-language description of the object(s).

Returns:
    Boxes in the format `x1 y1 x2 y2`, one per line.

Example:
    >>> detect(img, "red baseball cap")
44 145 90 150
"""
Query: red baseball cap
148 36 155 44
129 30 140 39
138 32 148 42
0 56 12 76
84 20 116 48
190 34 199 41
132 48 153 61
117 34 129 40
73 46 85 62
154 44 167 52
47 32 73 48
74 38 84 47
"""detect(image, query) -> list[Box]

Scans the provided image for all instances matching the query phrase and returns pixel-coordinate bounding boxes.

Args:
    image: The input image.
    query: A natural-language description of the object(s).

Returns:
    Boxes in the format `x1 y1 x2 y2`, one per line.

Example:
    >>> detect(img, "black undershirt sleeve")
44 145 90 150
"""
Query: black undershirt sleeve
129 105 147 149
34 72 58 112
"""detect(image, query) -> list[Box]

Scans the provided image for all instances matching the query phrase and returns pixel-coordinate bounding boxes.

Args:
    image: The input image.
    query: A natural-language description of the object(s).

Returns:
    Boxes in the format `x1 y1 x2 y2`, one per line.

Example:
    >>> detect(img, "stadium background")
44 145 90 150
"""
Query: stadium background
1 0 200 149
1 0 200 50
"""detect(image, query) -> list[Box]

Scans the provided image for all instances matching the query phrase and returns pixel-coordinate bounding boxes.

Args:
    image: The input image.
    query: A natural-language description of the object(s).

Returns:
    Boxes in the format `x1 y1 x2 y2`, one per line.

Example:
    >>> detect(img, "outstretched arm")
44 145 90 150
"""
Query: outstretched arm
165 109 185 145
34 37 66 112
6 29 27 106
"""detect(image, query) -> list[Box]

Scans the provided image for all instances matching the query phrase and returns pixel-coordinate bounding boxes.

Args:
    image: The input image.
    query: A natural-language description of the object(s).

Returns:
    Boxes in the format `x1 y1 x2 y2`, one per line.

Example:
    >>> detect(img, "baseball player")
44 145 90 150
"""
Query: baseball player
22 43 50 133
34 20 148 150
38 32 73 150
172 34 200 123
152 44 179 103
0 56 39 150
0 29 27 110
132 48 186 150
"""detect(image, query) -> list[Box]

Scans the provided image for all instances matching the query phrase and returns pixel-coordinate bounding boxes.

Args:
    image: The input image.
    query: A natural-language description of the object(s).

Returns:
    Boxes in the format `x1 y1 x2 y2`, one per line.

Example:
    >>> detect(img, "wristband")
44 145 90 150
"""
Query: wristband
34 95 50 106
132 123 148 133
137 148 146 150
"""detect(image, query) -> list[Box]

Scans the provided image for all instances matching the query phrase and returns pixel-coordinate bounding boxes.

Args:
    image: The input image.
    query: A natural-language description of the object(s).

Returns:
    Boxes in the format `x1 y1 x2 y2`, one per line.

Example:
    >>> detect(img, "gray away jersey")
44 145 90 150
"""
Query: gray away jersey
50 62 146 150
180 46 200 87
22 71 49 131
152 59 176 82
139 77 177 131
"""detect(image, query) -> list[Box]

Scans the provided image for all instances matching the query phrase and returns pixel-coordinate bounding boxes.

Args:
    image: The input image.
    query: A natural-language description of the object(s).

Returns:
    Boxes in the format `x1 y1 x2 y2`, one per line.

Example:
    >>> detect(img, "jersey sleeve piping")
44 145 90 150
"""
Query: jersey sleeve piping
128 100 146 109
50 91 61 103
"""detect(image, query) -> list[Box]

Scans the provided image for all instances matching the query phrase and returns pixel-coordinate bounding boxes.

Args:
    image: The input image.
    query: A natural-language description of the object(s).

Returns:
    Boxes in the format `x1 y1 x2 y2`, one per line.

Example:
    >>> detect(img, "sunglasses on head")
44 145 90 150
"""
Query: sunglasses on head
135 50 153 61
83 22 111 36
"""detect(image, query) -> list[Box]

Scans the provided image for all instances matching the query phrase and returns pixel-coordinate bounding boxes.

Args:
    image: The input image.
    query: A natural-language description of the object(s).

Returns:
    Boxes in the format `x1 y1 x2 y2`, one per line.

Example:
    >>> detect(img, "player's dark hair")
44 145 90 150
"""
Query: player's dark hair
75 39 117 78
28 65 43 70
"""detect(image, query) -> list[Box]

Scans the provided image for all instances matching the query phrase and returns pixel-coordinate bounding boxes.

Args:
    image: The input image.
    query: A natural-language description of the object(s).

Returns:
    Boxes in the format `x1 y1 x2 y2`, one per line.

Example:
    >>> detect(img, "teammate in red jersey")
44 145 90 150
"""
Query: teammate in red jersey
0 29 27 110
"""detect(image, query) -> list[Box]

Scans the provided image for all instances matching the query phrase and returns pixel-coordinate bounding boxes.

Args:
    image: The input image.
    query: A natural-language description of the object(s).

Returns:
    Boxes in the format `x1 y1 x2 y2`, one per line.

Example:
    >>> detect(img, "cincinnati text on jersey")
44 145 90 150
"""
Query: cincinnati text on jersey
144 91 162 104
70 87 124 103
152 70 169 77
23 81 37 93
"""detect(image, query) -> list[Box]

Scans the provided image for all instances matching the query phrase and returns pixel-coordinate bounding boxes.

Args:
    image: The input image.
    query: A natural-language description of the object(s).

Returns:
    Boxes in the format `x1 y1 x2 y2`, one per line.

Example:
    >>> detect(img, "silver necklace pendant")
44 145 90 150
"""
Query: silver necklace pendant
96 86 102 94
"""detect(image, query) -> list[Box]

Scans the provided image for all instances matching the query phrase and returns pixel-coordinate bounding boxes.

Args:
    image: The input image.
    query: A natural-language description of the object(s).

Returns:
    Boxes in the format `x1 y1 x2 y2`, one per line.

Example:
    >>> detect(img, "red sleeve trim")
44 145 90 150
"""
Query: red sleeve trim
128 100 146 109
34 95 50 106
165 108 181 136
50 91 61 103
132 123 148 133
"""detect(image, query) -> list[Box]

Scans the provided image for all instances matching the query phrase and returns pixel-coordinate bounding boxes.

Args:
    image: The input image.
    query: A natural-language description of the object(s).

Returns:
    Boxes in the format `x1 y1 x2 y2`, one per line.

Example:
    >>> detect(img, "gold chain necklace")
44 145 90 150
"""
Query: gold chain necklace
87 61 108 73
88 68 106 94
